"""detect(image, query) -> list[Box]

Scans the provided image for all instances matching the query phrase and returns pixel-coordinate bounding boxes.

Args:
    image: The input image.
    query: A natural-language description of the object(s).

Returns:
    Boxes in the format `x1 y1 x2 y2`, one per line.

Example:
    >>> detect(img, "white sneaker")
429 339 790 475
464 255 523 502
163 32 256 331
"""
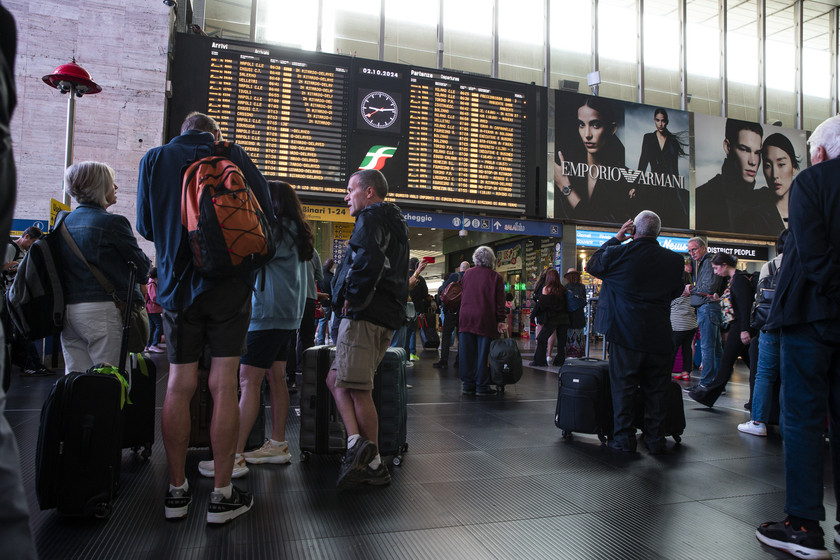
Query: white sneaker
241 440 292 464
198 455 249 478
738 420 767 437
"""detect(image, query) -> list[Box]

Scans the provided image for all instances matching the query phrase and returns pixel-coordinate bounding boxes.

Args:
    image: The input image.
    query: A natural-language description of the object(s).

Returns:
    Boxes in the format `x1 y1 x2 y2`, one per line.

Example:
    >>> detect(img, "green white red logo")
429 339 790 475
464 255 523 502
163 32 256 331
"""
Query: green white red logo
358 145 398 170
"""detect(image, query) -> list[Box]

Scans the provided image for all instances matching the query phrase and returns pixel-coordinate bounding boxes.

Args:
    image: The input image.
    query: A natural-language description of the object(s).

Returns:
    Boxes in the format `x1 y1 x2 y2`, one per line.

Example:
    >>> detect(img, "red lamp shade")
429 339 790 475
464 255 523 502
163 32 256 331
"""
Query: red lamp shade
42 60 101 95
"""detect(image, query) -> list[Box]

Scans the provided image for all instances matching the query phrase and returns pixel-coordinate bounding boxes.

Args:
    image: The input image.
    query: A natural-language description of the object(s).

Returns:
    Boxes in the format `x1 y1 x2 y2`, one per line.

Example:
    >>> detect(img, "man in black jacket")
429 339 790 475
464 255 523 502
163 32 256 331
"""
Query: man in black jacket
327 169 409 489
755 116 840 560
587 210 684 454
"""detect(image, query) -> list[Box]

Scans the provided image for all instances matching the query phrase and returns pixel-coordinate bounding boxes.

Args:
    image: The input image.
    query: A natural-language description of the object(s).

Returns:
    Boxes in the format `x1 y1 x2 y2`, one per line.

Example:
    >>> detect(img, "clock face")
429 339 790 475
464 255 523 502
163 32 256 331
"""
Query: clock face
361 91 398 129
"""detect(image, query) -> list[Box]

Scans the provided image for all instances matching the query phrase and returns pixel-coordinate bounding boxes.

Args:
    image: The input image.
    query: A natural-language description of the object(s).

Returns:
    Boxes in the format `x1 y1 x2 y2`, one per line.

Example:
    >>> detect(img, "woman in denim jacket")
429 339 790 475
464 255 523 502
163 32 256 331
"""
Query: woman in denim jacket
59 161 150 373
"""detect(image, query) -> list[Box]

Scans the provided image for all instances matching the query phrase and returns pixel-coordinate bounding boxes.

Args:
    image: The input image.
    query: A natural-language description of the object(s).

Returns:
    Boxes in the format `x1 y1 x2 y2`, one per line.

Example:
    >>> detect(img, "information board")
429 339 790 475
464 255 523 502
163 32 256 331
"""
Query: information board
168 34 544 216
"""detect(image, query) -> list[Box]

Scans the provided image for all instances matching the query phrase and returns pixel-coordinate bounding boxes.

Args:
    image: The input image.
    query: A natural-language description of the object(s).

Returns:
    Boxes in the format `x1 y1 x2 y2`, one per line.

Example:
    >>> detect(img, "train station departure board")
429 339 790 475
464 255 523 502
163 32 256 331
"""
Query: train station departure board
168 34 545 216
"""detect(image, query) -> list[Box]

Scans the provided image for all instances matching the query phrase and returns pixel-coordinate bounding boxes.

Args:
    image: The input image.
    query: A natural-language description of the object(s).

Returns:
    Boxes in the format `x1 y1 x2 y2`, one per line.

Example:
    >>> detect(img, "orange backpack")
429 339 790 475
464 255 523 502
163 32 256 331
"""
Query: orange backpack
181 142 274 277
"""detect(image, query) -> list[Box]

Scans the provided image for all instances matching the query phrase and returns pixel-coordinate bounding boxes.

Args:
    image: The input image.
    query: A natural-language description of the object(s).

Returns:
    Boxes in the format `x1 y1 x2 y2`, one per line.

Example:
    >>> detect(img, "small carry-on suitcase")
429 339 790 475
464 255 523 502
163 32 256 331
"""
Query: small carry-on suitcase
489 332 523 391
418 313 439 350
299 345 409 465
122 352 157 459
35 260 144 518
555 357 613 443
633 381 685 443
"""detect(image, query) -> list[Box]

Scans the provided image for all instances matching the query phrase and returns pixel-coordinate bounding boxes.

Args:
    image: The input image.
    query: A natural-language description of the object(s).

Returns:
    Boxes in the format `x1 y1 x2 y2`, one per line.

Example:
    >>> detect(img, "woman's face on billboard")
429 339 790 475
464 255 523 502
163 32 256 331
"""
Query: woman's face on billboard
762 145 796 198
578 104 613 156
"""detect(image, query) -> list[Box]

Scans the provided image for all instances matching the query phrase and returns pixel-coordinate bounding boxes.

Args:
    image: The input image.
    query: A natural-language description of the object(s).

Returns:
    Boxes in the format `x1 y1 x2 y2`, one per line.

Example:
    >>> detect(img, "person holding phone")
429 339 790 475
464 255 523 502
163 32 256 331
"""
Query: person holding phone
683 237 724 390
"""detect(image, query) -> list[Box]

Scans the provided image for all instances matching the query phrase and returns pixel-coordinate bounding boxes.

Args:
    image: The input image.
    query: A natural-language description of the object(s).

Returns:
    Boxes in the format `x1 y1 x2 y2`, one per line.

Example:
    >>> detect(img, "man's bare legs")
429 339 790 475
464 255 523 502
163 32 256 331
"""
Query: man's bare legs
162 357 240 490
326 367 378 452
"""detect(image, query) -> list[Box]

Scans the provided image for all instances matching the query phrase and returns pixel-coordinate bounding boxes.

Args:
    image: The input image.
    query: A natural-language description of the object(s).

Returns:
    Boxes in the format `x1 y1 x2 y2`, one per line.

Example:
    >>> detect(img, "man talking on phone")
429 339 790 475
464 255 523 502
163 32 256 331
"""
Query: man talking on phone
587 211 685 453
683 237 724 389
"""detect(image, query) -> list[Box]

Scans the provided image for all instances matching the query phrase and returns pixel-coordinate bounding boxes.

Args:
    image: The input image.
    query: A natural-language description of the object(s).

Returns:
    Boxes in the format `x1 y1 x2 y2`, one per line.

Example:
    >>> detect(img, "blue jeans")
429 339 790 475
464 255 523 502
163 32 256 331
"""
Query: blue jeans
780 319 840 522
390 325 406 348
316 314 330 345
459 332 492 392
697 302 722 386
404 319 417 356
751 330 780 424
147 312 163 347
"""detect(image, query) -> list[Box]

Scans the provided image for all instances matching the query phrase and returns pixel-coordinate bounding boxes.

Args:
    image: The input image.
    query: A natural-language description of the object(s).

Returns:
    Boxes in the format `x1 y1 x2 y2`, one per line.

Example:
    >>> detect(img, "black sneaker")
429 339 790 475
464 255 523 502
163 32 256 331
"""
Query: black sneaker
361 464 391 486
337 438 377 489
206 485 253 524
23 368 52 377
756 520 830 560
164 486 192 520
476 388 498 396
432 361 447 369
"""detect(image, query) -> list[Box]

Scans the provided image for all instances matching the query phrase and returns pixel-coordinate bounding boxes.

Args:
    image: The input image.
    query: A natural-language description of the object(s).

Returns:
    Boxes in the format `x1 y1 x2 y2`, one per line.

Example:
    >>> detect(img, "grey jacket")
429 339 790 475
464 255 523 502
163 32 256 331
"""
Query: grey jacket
689 251 723 307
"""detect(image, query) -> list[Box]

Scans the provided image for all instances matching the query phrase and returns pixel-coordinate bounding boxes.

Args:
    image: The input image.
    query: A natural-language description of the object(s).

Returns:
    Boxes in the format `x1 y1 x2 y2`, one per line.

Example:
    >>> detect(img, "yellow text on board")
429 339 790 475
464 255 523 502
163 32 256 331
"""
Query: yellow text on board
50 198 71 227
302 204 355 224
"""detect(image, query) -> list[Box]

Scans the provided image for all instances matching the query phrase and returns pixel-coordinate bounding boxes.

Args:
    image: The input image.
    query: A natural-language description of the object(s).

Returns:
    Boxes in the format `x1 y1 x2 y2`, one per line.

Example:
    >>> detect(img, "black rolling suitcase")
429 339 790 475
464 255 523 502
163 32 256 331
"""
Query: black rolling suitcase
300 345 408 465
555 357 613 443
35 261 144 518
634 381 685 443
122 352 157 458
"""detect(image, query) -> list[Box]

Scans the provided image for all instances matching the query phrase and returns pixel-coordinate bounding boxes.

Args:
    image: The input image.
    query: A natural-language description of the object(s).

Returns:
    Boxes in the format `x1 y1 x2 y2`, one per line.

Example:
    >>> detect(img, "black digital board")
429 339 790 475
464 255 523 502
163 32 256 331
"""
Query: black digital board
168 34 545 216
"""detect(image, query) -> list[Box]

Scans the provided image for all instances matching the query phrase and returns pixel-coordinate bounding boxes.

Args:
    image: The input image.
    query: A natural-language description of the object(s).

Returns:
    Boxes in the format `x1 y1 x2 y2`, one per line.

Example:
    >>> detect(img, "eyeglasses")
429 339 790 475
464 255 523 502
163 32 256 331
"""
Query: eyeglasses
687 247 699 254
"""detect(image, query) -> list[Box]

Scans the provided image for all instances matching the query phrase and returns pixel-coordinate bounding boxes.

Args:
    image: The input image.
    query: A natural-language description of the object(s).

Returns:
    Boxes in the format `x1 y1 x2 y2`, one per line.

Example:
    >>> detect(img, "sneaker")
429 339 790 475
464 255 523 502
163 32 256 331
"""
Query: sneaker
476 388 498 396
405 361 414 368
198 455 249 478
528 361 547 367
148 345 165 353
361 464 391 486
23 368 52 377
432 361 447 369
410 354 420 361
164 486 192 519
206 485 253 524
738 420 767 437
461 388 476 395
756 520 830 560
337 438 377 489
241 440 292 464
721 389 727 395
673 373 690 381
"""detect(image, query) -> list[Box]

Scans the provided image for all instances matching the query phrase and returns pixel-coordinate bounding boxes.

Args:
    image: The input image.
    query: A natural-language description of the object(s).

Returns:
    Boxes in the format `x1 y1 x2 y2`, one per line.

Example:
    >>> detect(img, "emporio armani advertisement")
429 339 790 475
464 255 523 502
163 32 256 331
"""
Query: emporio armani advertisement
554 91 691 229
694 113 807 237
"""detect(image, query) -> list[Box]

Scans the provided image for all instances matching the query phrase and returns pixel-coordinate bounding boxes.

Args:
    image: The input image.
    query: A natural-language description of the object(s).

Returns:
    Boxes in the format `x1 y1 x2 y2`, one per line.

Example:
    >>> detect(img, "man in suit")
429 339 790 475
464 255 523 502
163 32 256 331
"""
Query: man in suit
755 116 840 560
587 210 684 454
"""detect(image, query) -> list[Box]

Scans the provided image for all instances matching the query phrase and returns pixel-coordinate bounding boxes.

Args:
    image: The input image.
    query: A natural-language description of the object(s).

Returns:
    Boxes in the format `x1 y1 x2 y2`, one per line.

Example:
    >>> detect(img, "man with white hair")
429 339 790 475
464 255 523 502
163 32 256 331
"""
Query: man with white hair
586 210 684 454
755 116 840 560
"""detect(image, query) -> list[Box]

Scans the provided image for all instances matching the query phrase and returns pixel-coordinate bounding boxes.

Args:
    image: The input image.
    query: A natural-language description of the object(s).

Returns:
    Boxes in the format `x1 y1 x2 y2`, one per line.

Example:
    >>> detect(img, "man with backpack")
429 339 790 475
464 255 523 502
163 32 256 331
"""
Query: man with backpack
137 112 274 524
433 261 469 369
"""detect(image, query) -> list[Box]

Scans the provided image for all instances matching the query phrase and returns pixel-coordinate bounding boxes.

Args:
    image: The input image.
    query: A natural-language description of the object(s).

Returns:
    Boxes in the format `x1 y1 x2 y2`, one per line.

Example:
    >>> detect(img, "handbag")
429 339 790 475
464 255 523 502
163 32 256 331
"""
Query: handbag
59 225 149 353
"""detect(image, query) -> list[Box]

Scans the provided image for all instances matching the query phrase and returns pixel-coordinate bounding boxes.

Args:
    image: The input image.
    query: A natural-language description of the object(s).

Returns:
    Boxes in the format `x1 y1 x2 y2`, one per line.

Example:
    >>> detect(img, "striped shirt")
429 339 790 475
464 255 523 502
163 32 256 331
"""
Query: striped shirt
670 294 698 331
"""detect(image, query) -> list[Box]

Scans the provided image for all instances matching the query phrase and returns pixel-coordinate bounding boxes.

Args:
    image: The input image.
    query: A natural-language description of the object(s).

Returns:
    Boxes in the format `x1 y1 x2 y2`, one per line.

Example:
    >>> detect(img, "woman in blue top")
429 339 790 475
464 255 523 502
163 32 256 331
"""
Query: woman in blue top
198 181 314 479
59 161 150 374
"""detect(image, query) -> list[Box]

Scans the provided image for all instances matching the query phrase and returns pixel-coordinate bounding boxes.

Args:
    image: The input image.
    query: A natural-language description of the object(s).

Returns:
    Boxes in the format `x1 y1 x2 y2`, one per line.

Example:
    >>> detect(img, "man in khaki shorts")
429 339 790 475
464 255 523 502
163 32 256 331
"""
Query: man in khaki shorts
327 169 409 489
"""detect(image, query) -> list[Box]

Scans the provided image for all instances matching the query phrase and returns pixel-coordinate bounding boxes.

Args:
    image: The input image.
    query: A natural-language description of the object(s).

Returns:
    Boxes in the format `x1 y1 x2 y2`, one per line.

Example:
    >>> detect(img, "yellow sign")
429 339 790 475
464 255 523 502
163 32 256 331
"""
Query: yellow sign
334 223 354 240
50 198 71 227
303 204 355 224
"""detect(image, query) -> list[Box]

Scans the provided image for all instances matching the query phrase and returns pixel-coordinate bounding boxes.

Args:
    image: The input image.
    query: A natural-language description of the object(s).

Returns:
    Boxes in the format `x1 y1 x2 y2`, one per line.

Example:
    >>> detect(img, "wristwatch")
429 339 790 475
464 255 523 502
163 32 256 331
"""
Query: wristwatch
561 184 572 196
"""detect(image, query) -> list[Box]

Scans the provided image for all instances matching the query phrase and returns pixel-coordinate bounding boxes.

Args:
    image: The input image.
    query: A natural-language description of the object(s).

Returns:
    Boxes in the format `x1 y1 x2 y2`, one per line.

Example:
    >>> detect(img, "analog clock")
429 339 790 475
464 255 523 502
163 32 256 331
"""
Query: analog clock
361 91 398 129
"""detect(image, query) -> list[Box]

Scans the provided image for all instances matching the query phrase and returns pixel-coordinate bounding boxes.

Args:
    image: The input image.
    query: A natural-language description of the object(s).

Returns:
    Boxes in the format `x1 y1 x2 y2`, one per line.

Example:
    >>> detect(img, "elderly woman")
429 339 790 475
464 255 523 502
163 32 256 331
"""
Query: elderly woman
59 161 150 373
458 246 507 396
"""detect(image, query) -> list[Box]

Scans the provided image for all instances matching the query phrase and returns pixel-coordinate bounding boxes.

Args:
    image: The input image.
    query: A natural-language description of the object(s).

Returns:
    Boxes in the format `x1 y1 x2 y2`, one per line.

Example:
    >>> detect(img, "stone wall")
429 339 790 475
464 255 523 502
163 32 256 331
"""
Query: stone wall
7 0 170 257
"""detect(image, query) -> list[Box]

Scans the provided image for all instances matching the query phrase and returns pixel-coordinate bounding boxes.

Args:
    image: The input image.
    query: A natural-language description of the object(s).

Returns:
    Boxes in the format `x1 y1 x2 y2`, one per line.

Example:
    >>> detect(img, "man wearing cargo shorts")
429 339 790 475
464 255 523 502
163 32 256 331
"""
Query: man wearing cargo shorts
327 169 409 489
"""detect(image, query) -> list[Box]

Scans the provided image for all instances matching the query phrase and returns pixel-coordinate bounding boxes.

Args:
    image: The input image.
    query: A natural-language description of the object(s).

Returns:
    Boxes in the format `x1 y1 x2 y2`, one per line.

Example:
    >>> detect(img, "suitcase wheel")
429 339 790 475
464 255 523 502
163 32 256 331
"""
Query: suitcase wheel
496 385 505 393
672 434 681 444
141 446 152 460
597 433 607 444
300 451 311 463
561 430 572 438
93 502 112 519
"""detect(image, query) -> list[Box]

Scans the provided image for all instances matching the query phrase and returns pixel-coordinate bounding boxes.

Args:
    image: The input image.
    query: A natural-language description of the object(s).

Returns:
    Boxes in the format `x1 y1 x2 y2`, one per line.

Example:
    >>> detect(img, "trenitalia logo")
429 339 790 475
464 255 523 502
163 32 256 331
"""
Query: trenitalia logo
358 145 398 170
559 161 686 189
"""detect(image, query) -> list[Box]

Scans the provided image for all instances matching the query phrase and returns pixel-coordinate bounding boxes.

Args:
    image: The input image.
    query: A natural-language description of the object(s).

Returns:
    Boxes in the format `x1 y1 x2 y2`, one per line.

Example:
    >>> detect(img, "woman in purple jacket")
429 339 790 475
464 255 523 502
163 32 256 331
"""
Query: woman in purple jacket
458 246 507 396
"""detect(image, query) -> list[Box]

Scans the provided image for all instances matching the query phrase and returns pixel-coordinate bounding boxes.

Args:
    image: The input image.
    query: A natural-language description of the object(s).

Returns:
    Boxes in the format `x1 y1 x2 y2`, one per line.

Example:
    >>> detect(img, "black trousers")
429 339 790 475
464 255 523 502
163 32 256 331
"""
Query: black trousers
693 329 751 406
439 311 458 362
671 328 696 373
609 343 671 451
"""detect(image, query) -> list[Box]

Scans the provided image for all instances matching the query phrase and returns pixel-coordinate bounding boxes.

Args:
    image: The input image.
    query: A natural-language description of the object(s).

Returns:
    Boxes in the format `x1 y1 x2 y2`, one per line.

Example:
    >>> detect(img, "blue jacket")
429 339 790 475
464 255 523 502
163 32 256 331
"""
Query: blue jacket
250 219 307 331
587 236 684 355
765 158 840 329
59 204 150 305
136 130 273 311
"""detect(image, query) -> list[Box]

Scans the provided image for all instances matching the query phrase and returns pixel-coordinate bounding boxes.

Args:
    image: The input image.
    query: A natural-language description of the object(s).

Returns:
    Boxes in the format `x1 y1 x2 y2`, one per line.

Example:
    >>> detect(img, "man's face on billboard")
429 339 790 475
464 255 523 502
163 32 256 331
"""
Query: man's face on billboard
724 130 762 184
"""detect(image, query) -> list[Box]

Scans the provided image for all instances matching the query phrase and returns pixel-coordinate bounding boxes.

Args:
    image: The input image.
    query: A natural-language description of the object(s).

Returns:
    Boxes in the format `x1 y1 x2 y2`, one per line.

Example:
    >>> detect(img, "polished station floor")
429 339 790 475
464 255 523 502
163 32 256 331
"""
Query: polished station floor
6 337 837 560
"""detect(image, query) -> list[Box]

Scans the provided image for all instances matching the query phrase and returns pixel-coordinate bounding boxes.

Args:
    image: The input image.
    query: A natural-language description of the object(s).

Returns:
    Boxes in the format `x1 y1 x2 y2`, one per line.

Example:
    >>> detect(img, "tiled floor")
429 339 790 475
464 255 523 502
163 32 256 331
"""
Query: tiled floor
6 337 837 559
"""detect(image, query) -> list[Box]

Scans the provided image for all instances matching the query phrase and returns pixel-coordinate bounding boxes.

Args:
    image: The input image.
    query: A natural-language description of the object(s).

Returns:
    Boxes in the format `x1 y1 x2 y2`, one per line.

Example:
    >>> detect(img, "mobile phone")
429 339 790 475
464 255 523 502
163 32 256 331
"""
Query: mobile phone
422 256 435 264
